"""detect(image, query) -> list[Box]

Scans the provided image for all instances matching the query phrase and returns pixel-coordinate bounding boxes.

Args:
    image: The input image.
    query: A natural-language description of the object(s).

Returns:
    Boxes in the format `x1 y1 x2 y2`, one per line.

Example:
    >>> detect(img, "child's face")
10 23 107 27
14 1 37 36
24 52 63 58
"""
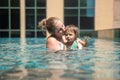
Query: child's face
65 31 76 42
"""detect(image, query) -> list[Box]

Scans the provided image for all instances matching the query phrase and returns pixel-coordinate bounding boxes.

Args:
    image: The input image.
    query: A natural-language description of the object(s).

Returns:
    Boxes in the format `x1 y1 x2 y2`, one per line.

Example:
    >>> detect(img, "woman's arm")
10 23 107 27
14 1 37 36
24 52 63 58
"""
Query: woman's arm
46 37 60 51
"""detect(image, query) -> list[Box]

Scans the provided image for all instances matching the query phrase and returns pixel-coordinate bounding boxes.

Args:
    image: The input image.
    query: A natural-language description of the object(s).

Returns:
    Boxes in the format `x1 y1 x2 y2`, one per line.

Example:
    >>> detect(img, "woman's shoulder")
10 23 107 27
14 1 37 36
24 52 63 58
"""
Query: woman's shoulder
46 36 60 50
47 36 58 44
47 36 57 41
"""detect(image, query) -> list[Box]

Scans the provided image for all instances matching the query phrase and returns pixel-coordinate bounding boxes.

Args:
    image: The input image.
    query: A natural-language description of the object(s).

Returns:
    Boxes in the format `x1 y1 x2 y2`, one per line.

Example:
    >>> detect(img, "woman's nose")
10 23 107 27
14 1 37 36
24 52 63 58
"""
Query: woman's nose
62 25 65 31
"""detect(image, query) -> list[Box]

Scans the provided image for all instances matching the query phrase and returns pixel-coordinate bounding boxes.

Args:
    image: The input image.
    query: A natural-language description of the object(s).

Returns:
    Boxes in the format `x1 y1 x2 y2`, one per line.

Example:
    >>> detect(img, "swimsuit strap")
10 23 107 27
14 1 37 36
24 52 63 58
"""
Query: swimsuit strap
67 40 78 50
59 42 64 50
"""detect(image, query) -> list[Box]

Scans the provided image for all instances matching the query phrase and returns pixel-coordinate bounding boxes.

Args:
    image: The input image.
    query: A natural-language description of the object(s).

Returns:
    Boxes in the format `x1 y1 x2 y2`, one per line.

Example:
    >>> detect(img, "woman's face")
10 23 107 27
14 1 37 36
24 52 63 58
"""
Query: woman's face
54 20 65 36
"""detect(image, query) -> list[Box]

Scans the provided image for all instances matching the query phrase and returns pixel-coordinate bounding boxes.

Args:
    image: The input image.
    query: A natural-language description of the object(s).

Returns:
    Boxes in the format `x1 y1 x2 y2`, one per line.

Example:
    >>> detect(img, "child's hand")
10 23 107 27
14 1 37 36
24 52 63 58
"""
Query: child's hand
84 36 89 42
83 36 90 47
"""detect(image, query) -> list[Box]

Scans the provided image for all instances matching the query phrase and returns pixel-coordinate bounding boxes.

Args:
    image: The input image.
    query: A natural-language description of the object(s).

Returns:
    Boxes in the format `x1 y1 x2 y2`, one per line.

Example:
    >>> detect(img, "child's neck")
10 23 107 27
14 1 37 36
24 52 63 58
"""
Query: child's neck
66 41 74 46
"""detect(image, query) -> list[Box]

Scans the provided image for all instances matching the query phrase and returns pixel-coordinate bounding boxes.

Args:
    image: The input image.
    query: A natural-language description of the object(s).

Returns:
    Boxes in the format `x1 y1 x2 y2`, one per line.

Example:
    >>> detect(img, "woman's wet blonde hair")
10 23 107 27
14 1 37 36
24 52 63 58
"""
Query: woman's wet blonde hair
38 17 61 34
38 18 47 30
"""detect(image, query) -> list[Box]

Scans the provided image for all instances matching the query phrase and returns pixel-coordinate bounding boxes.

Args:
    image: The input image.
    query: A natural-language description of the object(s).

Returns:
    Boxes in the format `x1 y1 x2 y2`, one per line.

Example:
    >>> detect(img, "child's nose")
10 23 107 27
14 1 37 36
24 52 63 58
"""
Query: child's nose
66 35 70 38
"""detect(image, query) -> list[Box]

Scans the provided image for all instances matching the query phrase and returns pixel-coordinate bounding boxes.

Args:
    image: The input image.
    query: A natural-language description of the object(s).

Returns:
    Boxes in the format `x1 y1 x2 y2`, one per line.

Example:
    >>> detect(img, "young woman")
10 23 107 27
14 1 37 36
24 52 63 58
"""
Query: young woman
39 17 88 51
39 17 66 51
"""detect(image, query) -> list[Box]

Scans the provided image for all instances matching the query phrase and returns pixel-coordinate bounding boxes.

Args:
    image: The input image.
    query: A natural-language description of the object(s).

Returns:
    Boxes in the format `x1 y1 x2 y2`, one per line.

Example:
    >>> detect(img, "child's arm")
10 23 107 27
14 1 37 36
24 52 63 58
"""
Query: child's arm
77 36 89 47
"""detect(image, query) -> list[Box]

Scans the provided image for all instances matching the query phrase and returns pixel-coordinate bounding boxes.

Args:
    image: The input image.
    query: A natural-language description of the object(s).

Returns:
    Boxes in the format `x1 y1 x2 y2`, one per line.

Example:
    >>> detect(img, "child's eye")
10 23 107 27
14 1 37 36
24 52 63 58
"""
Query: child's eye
65 34 68 36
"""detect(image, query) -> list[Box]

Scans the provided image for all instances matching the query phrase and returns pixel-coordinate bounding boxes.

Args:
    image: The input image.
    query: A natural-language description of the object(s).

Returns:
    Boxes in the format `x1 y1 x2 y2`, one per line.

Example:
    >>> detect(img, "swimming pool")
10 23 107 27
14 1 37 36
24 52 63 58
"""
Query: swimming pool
0 38 120 80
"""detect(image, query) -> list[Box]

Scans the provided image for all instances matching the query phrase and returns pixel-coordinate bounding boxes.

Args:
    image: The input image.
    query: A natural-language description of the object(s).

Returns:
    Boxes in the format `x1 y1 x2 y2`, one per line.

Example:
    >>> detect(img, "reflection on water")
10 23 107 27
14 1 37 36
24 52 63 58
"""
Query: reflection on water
0 38 120 80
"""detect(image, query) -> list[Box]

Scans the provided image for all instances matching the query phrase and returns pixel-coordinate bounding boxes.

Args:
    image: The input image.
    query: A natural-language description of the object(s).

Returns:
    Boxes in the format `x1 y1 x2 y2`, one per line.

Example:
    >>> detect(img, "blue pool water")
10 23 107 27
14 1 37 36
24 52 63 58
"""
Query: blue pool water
0 38 120 80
